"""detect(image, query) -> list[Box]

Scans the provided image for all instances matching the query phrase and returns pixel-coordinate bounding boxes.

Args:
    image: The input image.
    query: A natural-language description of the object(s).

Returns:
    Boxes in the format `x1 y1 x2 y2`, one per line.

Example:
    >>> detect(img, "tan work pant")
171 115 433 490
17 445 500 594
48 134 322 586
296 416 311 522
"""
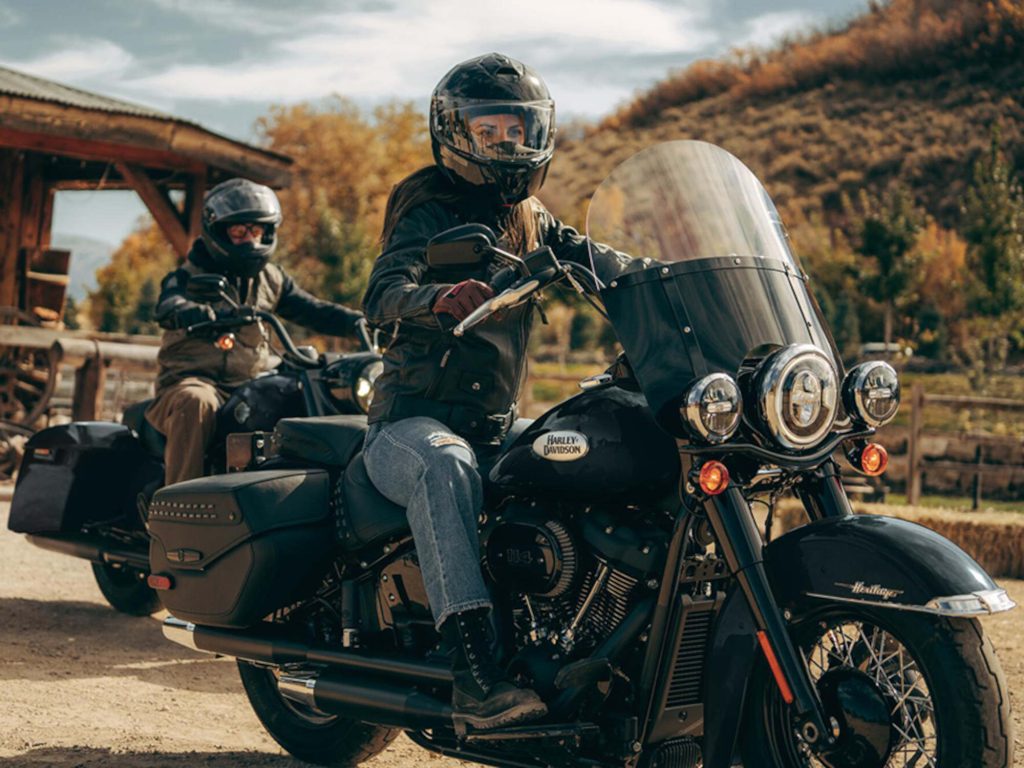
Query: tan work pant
145 377 227 485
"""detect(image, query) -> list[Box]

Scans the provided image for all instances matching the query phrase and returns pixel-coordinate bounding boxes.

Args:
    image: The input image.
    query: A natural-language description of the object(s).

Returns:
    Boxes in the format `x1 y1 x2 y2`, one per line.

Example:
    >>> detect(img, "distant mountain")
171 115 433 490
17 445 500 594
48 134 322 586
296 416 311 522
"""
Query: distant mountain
543 0 1024 229
50 234 115 301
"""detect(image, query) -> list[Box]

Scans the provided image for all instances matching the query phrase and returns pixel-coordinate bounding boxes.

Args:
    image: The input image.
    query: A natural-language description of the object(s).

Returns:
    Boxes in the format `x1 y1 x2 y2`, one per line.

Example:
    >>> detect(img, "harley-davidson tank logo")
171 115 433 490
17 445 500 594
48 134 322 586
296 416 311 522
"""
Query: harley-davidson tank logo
532 431 589 462
835 581 905 601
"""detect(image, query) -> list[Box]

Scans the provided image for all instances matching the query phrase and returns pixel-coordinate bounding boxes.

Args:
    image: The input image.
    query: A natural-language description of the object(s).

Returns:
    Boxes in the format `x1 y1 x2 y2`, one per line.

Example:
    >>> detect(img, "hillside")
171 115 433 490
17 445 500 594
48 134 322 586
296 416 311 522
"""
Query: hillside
543 0 1024 230
49 233 114 300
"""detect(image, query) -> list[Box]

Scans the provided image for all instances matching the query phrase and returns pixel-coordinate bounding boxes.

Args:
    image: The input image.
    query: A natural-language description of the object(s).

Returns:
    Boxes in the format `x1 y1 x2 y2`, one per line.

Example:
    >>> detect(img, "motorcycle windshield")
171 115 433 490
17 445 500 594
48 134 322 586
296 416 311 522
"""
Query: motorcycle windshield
586 141 839 435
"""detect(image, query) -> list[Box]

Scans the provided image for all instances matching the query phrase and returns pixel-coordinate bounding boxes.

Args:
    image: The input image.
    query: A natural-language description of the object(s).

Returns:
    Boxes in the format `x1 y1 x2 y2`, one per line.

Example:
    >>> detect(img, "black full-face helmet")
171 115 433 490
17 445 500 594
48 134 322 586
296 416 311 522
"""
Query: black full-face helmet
430 52 556 206
200 178 283 278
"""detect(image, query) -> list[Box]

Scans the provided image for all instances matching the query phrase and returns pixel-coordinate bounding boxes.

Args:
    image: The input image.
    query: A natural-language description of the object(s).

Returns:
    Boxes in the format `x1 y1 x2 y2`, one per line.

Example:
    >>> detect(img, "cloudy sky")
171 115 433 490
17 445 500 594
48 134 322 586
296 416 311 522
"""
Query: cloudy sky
0 0 869 250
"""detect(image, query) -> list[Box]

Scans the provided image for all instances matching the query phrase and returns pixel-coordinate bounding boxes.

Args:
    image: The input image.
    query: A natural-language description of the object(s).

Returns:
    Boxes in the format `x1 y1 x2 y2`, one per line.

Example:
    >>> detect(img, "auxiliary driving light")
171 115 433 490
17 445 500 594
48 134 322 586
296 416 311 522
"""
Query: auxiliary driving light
842 360 901 427
698 461 730 495
680 373 742 444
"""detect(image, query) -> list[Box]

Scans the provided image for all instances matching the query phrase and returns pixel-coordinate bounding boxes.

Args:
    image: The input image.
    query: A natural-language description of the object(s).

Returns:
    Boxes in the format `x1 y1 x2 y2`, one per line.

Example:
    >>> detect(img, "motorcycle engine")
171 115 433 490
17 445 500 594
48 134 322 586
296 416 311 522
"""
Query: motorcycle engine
485 503 666 658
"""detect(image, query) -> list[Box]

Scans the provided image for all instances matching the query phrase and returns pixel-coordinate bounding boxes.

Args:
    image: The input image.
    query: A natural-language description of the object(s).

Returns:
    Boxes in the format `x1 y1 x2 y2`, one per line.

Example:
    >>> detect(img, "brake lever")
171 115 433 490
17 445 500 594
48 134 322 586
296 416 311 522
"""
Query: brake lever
453 272 551 337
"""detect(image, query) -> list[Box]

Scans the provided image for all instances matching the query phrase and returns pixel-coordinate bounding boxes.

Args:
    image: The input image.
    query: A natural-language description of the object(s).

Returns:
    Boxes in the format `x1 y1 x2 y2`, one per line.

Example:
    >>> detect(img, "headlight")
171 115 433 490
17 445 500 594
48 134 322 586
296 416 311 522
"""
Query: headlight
842 361 900 427
326 354 383 415
757 345 839 450
354 360 383 413
680 373 742 444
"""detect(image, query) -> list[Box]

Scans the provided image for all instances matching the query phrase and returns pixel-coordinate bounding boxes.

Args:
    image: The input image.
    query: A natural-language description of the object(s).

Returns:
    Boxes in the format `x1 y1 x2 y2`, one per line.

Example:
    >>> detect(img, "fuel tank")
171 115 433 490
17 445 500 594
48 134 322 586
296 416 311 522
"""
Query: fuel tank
489 383 679 501
215 373 306 439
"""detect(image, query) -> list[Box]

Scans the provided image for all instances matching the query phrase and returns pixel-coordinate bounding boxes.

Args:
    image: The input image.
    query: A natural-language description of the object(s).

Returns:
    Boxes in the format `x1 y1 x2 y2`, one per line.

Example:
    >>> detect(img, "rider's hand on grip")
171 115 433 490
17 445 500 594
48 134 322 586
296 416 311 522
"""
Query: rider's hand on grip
433 280 494 324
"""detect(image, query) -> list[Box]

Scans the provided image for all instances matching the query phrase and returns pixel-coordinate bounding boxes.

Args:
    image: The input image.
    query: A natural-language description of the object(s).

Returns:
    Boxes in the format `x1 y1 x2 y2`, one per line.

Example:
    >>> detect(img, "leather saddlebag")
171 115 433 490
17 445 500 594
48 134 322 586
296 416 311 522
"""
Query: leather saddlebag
8 423 161 534
148 469 333 628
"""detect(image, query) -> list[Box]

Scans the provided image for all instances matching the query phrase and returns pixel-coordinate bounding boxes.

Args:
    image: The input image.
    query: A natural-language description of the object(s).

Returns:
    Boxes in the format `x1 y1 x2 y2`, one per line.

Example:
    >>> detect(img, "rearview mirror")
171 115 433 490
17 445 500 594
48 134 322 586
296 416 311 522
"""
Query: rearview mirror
426 224 496 268
186 274 232 303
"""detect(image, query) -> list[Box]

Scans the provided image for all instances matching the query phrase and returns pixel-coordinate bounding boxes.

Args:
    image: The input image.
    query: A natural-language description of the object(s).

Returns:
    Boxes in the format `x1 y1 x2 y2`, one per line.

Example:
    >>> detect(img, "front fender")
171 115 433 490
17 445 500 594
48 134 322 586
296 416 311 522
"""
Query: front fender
765 514 1014 617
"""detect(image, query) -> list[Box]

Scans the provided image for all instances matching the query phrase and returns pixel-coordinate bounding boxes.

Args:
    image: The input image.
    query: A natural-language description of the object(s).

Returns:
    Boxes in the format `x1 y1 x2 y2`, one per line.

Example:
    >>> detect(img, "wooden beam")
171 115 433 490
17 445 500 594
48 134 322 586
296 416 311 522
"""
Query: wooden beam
0 96 292 186
0 125 204 175
185 173 207 242
116 162 190 259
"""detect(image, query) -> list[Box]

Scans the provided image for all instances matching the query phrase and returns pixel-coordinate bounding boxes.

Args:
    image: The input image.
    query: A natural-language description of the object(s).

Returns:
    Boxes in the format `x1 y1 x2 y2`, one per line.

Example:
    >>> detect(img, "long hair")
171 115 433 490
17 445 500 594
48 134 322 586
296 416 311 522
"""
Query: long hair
379 166 540 256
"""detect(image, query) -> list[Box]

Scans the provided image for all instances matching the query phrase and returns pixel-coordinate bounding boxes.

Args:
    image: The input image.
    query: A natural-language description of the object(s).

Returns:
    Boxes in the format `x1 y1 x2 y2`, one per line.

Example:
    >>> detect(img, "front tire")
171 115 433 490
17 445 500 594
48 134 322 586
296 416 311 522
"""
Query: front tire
90 562 161 616
740 608 1012 767
238 661 399 767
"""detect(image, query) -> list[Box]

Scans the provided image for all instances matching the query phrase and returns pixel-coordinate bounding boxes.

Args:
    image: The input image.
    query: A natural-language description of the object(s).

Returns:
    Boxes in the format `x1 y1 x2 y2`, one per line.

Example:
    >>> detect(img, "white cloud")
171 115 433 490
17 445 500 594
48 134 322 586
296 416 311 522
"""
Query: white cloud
0 38 134 82
114 0 720 116
736 10 821 49
142 0 325 35
0 4 19 28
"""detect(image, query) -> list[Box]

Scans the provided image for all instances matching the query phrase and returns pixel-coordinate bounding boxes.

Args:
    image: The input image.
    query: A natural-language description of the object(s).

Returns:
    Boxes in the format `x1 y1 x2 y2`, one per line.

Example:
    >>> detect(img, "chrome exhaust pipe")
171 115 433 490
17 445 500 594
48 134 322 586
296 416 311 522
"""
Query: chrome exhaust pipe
160 616 451 685
277 672 453 729
163 616 201 652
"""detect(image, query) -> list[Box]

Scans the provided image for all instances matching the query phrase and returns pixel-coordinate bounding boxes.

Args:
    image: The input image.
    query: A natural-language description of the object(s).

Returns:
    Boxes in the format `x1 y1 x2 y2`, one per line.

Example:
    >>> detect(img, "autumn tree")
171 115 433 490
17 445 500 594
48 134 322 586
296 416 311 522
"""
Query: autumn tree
844 185 922 349
961 131 1024 317
257 98 431 316
88 220 175 333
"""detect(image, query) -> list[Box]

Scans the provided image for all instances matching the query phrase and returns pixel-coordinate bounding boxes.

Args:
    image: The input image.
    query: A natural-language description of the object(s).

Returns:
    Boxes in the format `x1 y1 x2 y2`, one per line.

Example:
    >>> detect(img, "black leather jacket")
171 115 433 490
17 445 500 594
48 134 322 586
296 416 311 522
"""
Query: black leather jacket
362 198 630 441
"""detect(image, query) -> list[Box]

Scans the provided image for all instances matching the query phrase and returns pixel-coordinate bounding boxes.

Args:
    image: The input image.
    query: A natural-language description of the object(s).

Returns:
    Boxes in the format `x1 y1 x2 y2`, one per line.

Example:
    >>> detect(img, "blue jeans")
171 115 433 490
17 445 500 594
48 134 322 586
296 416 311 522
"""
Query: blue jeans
363 418 492 629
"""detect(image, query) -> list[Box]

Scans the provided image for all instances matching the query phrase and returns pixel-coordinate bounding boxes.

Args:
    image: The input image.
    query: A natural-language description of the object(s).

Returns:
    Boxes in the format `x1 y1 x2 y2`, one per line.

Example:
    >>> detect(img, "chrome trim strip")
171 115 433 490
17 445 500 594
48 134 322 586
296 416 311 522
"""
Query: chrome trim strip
805 588 1016 616
162 616 201 652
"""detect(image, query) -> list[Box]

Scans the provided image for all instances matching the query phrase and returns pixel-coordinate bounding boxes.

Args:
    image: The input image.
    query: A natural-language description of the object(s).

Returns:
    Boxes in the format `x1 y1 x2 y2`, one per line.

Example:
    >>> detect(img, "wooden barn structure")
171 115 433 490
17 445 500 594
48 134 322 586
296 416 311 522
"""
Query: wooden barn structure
0 65 292 431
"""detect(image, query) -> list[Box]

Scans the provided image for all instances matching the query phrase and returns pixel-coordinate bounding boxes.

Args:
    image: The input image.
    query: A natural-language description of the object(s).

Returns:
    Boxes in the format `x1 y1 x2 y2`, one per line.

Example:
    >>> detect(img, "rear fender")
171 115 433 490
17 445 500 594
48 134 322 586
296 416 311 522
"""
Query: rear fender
765 515 1014 618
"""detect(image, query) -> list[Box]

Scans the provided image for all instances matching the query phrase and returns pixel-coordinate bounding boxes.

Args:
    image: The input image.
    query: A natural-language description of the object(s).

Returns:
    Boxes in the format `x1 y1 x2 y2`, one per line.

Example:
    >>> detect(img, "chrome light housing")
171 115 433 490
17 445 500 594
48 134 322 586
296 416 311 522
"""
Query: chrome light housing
756 345 839 449
324 353 383 415
842 360 900 427
681 373 742 444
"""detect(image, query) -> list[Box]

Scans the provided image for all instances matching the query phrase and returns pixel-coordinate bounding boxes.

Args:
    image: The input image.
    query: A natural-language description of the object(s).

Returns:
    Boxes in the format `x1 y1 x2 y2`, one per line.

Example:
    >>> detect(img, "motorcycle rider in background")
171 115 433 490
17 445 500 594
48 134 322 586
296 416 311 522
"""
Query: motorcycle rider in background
146 179 365 484
362 52 632 731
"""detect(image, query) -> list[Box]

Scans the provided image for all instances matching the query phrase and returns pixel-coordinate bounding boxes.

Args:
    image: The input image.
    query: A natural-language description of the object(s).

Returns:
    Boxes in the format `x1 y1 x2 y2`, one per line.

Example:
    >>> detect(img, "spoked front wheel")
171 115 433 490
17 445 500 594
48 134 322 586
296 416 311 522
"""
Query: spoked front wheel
741 608 1012 767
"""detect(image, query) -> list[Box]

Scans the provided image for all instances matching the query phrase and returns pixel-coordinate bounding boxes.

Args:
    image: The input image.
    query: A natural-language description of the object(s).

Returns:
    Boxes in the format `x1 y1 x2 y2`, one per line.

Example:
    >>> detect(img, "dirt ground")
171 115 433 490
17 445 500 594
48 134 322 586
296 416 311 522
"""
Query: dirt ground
1 501 1022 767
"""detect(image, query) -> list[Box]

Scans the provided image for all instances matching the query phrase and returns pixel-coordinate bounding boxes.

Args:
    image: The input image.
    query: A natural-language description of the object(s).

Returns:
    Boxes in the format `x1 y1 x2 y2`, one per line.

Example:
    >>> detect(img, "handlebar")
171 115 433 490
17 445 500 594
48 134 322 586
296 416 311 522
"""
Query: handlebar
185 310 324 368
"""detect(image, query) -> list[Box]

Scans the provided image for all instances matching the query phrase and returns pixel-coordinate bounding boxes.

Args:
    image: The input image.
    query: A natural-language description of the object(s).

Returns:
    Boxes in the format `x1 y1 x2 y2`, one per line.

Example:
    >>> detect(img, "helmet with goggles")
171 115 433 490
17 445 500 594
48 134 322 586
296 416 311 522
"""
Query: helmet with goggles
201 178 283 278
430 52 555 206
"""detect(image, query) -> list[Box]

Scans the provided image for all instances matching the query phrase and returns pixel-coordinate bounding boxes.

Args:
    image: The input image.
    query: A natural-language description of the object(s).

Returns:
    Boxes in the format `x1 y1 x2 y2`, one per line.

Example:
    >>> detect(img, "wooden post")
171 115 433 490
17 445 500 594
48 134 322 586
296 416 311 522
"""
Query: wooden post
907 383 924 506
72 356 107 421
972 445 983 511
0 150 25 308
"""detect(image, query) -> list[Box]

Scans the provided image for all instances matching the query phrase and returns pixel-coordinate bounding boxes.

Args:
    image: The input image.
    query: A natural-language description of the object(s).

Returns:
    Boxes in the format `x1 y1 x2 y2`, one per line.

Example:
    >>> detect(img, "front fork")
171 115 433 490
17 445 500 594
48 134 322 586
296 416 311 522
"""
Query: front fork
704 485 837 749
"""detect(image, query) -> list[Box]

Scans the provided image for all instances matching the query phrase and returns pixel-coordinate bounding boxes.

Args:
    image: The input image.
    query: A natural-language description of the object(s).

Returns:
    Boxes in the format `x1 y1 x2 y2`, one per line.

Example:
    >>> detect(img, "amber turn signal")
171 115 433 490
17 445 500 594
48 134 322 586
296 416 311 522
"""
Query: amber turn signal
860 443 889 476
698 461 730 495
215 333 236 351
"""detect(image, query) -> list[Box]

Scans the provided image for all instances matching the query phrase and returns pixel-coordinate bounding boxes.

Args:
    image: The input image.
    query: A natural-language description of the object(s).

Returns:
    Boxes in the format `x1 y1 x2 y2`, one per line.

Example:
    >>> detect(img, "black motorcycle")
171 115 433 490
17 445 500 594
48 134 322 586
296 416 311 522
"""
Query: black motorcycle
7 282 382 616
123 142 1012 767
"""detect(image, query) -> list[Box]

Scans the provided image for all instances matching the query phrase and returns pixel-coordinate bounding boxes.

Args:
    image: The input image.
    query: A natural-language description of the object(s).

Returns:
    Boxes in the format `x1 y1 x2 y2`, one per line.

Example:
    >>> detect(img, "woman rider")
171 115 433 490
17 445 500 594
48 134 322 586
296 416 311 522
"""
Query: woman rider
361 52 630 732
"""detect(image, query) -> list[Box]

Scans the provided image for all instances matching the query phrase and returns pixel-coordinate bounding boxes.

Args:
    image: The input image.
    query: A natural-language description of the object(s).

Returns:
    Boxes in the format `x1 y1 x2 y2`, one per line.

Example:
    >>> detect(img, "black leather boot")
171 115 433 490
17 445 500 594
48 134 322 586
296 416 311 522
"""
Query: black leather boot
442 608 547 732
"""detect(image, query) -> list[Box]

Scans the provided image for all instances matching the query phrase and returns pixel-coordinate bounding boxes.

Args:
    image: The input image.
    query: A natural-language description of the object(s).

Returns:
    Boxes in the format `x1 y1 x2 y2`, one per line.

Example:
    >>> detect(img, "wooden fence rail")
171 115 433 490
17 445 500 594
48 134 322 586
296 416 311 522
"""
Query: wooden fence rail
907 383 1024 508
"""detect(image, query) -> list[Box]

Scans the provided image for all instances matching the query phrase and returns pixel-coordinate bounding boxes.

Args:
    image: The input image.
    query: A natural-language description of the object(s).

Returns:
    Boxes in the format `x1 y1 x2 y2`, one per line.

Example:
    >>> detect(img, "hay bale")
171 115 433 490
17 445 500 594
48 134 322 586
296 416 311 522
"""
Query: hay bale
767 500 1024 579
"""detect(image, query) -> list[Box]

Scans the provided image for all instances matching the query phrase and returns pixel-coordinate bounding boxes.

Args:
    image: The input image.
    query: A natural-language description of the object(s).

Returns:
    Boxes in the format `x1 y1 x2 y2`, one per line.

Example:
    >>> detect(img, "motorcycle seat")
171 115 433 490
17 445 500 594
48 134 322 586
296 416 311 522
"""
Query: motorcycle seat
274 415 369 468
338 452 410 550
122 399 167 460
